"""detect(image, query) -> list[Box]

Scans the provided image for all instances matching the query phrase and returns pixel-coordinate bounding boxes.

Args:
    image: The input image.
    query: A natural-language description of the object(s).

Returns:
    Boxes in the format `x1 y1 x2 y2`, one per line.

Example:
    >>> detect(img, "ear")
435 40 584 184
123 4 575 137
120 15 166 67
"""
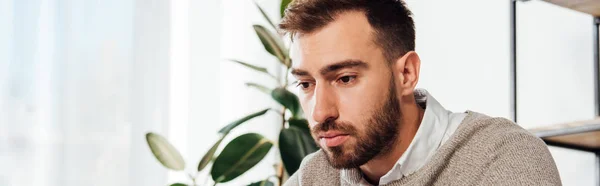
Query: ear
392 51 421 96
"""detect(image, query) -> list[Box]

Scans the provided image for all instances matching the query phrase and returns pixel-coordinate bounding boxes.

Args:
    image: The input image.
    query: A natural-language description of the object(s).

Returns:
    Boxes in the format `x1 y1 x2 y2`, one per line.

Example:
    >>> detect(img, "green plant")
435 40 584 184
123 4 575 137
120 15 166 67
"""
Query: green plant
145 0 318 185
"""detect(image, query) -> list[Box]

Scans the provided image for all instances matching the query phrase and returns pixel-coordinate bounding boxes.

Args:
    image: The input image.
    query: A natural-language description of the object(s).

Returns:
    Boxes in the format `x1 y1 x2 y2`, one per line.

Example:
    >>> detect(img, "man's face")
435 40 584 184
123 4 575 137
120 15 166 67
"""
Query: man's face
290 11 402 168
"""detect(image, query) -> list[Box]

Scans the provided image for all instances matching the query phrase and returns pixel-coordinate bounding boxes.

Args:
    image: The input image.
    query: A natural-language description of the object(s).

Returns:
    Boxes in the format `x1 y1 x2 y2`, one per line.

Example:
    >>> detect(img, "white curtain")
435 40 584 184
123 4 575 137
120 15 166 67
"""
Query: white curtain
0 0 282 185
0 0 171 185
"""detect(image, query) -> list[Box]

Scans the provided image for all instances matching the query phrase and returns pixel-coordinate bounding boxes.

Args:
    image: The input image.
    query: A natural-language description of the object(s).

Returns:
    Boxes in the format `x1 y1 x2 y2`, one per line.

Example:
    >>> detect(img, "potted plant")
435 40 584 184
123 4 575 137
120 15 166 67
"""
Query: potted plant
145 0 318 185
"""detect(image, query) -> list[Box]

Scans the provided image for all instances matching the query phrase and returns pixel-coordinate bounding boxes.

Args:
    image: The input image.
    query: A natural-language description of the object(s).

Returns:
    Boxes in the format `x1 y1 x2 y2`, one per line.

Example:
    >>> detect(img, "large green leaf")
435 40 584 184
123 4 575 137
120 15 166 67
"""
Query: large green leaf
248 179 275 186
197 137 224 171
254 1 276 30
229 59 277 80
246 82 272 95
288 118 311 134
271 88 302 118
280 0 293 18
218 109 270 134
279 126 318 175
145 133 186 171
211 133 274 183
169 183 187 186
253 25 289 67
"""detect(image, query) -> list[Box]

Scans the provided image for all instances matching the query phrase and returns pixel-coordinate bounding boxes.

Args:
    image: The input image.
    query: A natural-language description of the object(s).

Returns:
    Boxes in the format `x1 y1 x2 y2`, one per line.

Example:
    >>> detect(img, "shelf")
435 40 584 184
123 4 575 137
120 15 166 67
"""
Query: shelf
542 0 600 16
514 0 600 183
528 118 600 152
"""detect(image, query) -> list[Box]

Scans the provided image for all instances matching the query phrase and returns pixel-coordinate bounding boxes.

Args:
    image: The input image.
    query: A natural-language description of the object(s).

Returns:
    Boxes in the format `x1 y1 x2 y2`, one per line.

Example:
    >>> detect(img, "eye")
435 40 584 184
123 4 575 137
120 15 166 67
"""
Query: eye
299 82 310 88
337 76 356 84
296 81 313 90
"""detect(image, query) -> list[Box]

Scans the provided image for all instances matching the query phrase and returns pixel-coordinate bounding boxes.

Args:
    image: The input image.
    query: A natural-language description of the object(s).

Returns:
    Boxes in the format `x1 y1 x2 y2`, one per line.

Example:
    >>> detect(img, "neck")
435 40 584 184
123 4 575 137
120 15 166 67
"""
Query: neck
359 98 424 185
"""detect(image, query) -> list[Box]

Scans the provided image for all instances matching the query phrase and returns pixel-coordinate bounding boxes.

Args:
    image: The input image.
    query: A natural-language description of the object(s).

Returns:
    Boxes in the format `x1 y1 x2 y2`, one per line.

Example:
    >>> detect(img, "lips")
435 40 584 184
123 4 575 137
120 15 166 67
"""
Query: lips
318 131 350 147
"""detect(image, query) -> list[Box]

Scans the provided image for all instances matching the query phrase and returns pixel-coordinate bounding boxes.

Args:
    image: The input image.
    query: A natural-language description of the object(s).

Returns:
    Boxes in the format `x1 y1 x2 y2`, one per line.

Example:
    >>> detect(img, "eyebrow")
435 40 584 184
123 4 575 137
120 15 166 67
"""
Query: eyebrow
291 60 369 77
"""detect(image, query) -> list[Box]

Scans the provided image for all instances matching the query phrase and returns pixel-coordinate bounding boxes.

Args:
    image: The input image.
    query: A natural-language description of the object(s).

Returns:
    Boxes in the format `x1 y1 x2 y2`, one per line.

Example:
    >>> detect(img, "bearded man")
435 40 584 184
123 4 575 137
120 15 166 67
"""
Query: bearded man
280 0 562 185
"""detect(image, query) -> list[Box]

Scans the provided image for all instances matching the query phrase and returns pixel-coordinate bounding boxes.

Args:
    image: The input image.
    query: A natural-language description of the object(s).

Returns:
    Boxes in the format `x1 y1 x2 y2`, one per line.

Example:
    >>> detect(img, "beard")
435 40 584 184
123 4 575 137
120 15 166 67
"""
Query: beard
311 78 401 169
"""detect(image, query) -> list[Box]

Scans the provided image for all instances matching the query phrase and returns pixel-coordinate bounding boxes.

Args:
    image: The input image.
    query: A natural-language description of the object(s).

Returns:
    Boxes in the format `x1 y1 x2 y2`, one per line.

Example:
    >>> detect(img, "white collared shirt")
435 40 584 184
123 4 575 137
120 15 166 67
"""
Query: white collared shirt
378 89 467 185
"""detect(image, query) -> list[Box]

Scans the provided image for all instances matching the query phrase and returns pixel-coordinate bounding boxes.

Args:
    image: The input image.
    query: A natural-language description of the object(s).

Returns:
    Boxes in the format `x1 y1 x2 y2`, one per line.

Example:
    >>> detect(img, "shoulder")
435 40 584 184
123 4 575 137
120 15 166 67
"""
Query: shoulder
451 111 553 163
459 111 545 146
459 112 561 185
284 150 340 186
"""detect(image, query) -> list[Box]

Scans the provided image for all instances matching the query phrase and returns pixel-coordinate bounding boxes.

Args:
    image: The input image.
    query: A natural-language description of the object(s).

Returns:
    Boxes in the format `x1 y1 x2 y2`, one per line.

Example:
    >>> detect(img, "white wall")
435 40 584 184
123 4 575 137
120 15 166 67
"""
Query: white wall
407 0 598 185
518 2 597 186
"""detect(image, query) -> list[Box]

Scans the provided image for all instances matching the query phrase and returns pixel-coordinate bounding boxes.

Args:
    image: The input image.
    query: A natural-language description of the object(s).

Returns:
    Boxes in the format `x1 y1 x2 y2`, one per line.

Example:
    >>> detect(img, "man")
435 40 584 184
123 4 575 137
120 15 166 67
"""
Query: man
279 0 561 185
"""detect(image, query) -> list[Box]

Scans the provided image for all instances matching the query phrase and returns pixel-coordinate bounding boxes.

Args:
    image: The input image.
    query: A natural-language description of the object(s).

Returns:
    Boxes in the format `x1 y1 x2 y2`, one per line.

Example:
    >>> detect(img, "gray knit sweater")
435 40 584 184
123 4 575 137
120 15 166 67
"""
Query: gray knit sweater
284 111 561 186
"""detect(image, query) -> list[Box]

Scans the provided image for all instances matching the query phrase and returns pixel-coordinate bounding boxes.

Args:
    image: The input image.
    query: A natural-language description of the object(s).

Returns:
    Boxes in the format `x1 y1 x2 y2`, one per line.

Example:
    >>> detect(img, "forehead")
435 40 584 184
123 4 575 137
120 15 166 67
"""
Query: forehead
290 11 381 72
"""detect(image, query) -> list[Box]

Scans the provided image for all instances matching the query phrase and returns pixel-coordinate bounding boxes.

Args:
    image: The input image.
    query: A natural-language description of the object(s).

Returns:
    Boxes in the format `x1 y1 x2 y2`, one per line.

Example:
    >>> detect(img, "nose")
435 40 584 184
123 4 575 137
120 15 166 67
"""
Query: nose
311 84 339 125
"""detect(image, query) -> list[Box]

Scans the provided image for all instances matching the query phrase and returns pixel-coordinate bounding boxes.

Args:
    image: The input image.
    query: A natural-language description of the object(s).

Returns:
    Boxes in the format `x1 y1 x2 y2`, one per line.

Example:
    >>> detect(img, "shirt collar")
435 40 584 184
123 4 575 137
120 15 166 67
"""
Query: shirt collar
378 89 451 184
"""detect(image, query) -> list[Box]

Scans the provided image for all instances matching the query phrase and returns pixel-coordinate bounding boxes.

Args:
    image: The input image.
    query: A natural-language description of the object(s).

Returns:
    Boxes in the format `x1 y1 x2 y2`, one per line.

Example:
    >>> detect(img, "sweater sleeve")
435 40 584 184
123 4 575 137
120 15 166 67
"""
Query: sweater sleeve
478 123 562 186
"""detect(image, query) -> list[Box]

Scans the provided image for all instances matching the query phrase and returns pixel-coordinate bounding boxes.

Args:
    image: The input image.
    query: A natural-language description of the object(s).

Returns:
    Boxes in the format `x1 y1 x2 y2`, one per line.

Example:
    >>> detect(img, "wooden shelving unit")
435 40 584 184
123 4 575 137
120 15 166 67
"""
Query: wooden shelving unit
542 0 600 16
511 0 600 185
529 118 600 152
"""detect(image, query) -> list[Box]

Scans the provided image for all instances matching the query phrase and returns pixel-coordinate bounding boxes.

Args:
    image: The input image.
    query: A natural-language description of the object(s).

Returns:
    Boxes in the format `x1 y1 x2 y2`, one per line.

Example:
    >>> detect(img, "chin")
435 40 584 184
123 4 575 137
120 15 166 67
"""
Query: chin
323 144 362 169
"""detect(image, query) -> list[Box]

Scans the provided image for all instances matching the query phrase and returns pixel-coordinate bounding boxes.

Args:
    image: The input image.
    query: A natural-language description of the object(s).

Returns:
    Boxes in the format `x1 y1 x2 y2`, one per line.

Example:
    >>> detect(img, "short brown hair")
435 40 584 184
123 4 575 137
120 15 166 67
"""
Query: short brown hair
279 0 415 63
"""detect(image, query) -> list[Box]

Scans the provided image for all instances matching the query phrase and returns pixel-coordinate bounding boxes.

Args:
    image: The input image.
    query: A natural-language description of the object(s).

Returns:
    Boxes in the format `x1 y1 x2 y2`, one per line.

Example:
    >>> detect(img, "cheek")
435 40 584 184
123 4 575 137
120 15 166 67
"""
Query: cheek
337 76 389 127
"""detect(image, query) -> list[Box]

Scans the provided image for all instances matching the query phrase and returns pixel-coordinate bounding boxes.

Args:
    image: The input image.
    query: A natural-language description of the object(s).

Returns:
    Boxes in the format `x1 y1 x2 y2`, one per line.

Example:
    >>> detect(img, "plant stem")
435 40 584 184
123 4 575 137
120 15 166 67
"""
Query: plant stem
281 106 287 129
277 162 285 186
284 67 290 86
278 65 291 186
278 105 287 186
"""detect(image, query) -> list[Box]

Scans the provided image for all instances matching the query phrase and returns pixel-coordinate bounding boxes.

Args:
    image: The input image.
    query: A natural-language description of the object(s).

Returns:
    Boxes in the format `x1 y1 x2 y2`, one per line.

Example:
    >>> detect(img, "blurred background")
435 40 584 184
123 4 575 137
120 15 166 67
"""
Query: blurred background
0 0 598 185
